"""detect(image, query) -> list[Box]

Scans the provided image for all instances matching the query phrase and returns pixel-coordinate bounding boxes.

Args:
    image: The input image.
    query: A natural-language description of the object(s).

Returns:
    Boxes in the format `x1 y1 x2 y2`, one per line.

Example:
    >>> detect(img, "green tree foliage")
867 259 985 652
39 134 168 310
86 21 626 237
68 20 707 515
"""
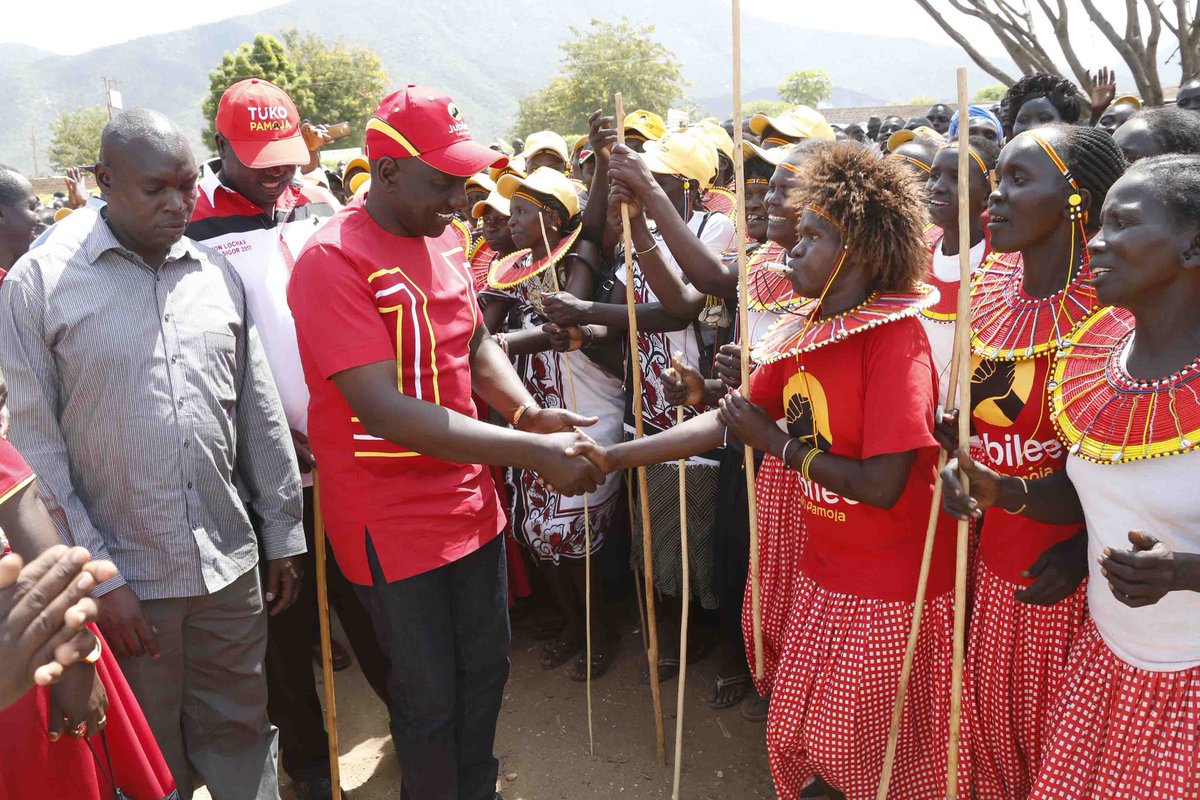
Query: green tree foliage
778 68 833 107
282 29 390 148
973 83 1007 102
202 34 313 150
47 107 109 172
740 99 792 119
513 18 687 136
908 96 937 105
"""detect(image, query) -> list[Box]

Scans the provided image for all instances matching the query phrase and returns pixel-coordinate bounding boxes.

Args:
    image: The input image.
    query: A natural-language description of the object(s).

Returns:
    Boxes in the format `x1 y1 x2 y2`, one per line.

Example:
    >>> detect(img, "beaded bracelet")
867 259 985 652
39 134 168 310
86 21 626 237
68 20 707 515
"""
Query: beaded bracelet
511 400 536 430
801 448 820 481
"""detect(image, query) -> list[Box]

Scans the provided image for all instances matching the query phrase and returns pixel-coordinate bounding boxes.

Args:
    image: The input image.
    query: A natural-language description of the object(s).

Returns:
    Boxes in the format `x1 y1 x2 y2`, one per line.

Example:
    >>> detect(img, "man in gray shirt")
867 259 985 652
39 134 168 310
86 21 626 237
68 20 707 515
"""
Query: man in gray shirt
0 109 305 799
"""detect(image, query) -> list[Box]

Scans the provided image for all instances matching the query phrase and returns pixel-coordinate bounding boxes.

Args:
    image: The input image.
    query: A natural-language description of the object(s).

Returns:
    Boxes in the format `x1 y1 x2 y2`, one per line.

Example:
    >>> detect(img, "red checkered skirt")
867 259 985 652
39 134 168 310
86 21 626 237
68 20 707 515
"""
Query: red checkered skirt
1029 619 1200 799
766 573 956 799
742 454 807 697
964 560 1088 800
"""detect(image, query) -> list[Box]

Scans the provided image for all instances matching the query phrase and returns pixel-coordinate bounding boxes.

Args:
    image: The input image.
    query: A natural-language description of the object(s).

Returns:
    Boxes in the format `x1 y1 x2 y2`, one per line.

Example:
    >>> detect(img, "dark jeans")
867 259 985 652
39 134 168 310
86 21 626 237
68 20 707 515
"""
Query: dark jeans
261 486 391 783
356 533 511 800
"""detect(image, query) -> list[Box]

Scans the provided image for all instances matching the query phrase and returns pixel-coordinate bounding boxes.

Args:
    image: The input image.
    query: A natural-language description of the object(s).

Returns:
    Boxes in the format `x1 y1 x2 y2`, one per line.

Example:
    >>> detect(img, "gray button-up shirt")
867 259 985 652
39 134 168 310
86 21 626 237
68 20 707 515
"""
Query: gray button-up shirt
0 212 305 600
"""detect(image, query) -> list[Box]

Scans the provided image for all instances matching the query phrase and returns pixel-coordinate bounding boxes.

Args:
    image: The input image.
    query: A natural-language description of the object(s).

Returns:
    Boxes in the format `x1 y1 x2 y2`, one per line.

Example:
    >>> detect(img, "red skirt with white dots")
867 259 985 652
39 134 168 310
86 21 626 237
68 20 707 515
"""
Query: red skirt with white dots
1029 620 1200 799
742 454 807 697
964 560 1088 800
766 573 957 800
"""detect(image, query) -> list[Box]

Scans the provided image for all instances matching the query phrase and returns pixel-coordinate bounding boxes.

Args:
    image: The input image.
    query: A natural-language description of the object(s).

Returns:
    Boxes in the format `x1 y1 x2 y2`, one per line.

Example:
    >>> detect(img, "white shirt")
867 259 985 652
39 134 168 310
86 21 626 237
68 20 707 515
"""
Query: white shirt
922 236 987 409
1069 448 1200 671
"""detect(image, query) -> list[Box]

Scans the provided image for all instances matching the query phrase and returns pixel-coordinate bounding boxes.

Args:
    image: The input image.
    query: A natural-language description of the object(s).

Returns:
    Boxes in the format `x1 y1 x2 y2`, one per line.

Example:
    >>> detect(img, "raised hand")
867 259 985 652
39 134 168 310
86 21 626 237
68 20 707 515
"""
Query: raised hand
713 343 745 390
717 389 784 454
542 291 593 327
1101 531 1186 608
941 449 1002 520
608 177 644 219
663 351 706 407
0 546 115 710
588 109 618 160
608 144 658 202
1084 66 1117 116
1015 532 1088 606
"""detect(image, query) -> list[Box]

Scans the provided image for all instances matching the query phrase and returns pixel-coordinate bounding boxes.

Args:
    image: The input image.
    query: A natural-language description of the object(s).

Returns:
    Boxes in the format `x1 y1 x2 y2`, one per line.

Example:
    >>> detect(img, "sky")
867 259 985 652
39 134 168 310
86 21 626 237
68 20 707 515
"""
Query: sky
0 0 1127 60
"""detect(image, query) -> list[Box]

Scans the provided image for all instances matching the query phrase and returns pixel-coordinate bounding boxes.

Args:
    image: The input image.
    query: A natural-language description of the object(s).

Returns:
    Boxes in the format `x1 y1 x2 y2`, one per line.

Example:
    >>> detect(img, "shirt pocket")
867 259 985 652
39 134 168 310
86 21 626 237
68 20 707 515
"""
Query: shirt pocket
204 330 238 411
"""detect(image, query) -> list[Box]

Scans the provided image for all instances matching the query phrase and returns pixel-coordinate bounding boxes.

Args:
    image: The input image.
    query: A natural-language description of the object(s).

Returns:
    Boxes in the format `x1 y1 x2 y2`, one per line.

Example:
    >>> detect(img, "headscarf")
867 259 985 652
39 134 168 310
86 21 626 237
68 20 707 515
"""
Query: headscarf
948 105 1006 146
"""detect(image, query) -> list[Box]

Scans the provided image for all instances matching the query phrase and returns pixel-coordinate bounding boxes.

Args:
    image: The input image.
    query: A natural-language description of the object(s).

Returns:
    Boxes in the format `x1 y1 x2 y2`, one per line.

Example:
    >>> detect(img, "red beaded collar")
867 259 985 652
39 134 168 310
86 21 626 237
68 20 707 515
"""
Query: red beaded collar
745 241 801 312
1051 307 1200 463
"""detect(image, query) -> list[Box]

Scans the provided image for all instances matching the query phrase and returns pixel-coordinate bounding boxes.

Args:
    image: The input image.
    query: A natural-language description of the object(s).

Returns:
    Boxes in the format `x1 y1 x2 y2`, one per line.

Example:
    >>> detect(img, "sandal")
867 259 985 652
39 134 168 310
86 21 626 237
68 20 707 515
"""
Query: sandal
568 636 619 682
740 689 769 723
705 673 751 710
529 608 568 641
539 636 581 670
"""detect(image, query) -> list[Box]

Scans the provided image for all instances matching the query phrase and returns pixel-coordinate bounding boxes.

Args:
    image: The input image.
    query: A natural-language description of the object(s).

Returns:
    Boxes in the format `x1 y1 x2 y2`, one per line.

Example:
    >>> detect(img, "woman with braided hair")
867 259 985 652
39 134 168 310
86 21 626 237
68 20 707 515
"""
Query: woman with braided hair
944 154 1200 799
999 73 1085 140
935 123 1127 800
575 142 959 799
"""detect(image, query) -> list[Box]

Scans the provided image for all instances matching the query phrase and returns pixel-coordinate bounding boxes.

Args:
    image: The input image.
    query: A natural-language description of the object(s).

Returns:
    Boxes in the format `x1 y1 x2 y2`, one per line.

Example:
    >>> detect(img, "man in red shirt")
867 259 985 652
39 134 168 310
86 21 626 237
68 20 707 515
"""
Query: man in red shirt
287 86 603 800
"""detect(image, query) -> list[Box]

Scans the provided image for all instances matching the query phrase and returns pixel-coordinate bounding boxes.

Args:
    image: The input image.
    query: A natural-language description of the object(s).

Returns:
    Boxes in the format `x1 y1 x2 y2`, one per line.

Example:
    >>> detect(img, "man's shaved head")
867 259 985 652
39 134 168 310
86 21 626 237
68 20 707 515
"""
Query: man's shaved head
95 108 198 267
100 108 191 164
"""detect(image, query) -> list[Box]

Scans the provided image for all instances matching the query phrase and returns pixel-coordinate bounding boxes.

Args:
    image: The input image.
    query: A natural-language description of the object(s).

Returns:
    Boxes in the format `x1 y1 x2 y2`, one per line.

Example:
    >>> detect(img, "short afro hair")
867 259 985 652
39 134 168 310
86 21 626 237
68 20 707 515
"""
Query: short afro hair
1132 107 1200 157
0 165 30 207
999 73 1083 136
792 141 930 293
1126 154 1200 227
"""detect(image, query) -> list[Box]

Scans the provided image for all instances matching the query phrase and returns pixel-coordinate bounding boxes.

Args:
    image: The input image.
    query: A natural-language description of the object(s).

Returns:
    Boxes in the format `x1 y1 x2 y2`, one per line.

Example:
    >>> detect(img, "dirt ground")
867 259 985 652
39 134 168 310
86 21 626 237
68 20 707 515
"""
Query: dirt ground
199 601 776 800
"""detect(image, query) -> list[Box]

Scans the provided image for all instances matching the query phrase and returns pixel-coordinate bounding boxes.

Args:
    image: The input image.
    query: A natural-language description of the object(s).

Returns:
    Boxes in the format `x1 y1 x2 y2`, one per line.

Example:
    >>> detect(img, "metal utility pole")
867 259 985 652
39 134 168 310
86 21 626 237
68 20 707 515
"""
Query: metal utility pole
101 76 120 120
30 125 38 178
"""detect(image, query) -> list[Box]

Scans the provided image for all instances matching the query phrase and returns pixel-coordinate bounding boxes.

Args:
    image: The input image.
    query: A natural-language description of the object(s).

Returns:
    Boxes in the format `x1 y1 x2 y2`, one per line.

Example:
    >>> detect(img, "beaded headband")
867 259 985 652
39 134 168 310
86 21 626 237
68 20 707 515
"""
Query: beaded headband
763 135 794 147
896 155 932 173
939 142 993 187
1022 131 1085 219
805 204 846 238
512 190 554 214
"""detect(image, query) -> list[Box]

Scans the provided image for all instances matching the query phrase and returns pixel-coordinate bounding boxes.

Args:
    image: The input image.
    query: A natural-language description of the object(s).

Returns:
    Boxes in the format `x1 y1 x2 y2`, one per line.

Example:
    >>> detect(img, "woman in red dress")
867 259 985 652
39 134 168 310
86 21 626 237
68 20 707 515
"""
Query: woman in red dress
945 153 1200 798
578 142 958 799
0 436 177 800
937 124 1127 800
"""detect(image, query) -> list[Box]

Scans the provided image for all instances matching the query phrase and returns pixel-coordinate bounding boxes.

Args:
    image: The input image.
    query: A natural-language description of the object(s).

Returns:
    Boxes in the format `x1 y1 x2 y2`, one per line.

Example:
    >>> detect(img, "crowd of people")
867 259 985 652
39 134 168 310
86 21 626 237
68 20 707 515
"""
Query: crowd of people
0 62 1198 800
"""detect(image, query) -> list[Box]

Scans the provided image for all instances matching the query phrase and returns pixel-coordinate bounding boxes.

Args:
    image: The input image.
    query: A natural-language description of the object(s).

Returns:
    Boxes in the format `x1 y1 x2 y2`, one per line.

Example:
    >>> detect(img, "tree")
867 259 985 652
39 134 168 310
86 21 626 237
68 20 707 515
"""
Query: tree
909 95 938 105
282 29 390 148
740 99 792 118
513 18 687 136
47 107 108 172
201 34 314 150
912 0 1200 106
778 68 833 107
973 83 1007 102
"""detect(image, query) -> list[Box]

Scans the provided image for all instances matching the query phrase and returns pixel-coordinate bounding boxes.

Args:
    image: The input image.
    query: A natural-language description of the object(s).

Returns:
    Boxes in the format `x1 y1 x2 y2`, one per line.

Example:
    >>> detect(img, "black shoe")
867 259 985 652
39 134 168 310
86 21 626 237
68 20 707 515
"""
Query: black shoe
293 776 336 800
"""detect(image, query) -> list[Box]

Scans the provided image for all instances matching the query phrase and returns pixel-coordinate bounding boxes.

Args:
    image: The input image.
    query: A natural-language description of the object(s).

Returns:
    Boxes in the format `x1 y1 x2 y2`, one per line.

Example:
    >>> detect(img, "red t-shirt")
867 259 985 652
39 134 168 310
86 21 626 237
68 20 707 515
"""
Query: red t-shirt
287 199 505 585
0 438 34 509
969 352 1084 584
748 316 956 601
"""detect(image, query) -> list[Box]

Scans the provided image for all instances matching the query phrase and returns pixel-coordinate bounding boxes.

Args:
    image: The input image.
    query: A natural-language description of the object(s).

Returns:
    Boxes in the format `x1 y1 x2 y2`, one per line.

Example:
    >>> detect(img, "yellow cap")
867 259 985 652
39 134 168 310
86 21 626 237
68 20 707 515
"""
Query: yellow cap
471 189 511 221
342 156 369 182
571 134 589 158
641 129 719 189
348 172 371 197
489 155 526 185
1111 95 1142 110
749 105 836 143
521 131 571 166
741 140 794 167
887 126 943 152
695 120 734 161
466 172 497 195
497 166 581 219
53 207 73 222
624 109 666 141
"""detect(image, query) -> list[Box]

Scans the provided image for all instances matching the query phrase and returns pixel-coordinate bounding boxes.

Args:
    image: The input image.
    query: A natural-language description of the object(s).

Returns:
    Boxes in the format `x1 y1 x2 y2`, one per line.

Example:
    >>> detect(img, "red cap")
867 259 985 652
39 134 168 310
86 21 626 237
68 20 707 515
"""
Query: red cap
215 78 310 169
365 85 508 177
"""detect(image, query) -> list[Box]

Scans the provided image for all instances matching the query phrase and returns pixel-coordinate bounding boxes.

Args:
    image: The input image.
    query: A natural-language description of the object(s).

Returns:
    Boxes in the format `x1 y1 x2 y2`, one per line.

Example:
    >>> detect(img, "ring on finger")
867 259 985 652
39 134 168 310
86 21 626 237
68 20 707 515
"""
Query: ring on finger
83 636 103 664
72 721 88 738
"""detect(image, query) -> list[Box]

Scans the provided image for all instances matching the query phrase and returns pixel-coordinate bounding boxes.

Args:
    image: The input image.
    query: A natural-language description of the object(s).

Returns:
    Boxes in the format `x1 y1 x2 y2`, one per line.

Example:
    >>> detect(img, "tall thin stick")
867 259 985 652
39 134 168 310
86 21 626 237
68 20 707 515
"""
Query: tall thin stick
629 475 650 654
671 402 690 800
877 113 975 798
312 475 342 800
539 213 595 756
615 91 667 765
729 0 764 682
947 66 974 800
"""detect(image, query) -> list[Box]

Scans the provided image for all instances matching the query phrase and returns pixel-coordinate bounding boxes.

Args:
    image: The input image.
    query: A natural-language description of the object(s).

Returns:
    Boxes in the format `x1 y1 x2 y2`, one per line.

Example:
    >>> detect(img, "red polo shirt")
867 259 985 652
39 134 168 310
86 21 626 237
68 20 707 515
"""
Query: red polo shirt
287 198 504 585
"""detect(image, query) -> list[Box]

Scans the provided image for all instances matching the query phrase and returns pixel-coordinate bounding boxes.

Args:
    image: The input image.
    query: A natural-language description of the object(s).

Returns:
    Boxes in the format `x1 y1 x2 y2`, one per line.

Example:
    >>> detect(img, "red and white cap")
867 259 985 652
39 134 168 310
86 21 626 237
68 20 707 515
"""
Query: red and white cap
215 78 310 169
365 85 508 177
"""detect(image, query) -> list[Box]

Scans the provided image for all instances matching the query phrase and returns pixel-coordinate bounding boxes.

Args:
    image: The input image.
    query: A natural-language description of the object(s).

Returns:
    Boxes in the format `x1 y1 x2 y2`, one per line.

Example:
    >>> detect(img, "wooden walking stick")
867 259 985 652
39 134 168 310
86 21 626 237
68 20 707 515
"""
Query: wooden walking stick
312 474 343 800
538 213 595 755
877 255 968 799
729 0 765 680
614 90 667 766
671 392 690 800
629 474 650 654
947 66 974 800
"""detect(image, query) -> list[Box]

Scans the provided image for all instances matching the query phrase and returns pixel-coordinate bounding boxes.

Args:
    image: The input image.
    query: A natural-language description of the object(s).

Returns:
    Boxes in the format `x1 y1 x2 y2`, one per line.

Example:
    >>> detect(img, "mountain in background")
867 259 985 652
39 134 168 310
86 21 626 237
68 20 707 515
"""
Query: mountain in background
0 0 1015 172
